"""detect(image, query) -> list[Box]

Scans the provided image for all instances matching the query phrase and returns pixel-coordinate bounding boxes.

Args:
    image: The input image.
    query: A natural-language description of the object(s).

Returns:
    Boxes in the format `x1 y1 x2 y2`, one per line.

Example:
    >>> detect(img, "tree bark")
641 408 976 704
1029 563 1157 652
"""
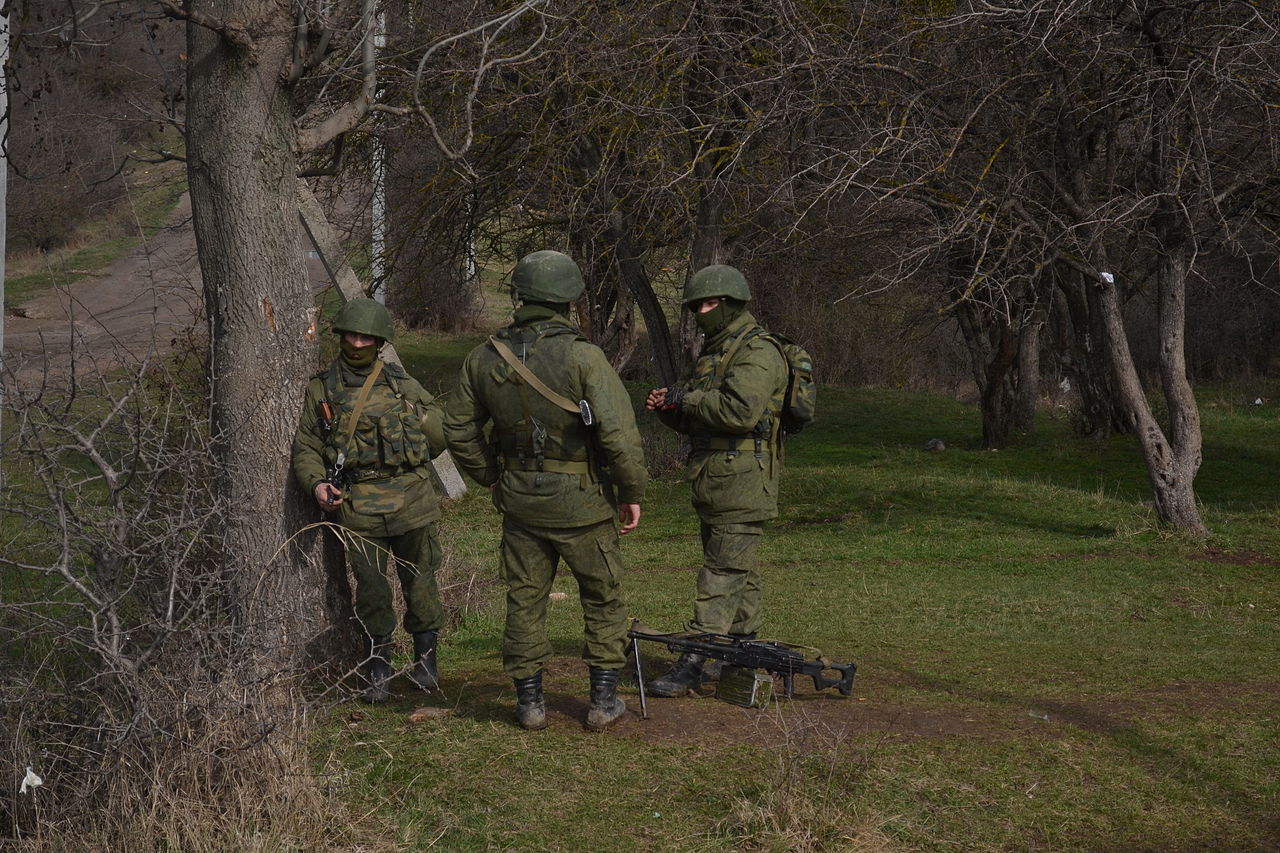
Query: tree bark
1051 266 1129 438
1011 311 1041 434
186 11 332 674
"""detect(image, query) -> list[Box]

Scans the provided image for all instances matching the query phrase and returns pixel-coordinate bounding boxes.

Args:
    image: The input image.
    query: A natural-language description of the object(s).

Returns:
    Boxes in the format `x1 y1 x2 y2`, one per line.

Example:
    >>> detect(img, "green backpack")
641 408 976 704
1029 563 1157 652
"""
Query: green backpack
765 333 817 436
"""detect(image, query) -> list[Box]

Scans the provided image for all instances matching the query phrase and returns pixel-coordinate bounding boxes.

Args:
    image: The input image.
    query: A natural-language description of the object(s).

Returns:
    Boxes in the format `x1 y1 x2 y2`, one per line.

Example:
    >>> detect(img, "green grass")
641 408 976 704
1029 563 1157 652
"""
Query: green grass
5 316 1274 850
4 165 188 308
316 335 1280 852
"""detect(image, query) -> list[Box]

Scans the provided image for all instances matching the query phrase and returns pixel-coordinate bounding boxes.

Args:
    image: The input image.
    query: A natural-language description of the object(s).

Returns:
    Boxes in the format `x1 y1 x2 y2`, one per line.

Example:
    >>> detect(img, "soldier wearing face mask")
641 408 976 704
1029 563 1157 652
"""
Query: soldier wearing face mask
643 265 789 698
292 298 448 703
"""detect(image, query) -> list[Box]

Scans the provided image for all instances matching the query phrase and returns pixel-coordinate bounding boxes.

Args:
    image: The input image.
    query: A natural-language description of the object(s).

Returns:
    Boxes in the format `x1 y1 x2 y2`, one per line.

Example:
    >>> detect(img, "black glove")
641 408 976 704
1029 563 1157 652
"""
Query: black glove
660 387 686 414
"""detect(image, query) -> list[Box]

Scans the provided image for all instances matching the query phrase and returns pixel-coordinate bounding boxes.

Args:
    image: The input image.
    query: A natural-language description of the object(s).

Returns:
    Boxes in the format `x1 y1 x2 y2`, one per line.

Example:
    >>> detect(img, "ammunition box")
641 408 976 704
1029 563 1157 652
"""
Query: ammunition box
715 665 773 708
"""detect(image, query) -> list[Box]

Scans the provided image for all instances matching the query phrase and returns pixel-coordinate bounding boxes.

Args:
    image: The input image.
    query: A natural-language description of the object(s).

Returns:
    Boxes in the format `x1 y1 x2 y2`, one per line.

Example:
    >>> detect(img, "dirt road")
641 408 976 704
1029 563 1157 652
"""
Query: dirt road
3 194 332 383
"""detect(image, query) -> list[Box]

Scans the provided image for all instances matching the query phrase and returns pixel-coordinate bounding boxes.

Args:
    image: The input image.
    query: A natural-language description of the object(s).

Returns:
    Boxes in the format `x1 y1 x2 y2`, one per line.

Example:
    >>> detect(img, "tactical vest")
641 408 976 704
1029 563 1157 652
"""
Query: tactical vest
318 361 433 482
489 322 594 477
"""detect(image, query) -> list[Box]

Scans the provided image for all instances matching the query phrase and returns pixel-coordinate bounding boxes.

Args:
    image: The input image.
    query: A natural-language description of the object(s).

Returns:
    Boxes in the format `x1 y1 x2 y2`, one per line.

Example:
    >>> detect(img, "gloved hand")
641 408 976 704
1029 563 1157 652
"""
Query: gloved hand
659 386 686 414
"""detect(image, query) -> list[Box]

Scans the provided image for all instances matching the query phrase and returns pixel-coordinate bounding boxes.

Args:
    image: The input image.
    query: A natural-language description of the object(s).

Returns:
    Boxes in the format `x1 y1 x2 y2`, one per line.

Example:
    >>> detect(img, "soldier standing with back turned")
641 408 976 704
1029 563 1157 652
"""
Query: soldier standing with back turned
443 250 647 732
644 265 789 697
292 298 449 703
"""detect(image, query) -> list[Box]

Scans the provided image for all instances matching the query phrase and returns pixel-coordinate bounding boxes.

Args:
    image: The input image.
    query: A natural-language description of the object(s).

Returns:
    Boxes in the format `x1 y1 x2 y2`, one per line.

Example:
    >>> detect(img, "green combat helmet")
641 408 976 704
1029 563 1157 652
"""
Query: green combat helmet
683 264 751 305
333 297 395 343
512 250 585 304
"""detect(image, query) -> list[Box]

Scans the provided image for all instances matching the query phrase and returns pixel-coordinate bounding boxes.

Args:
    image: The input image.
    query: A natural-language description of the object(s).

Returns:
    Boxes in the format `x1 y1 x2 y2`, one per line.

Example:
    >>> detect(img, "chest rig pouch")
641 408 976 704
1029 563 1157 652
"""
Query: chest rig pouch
319 361 432 481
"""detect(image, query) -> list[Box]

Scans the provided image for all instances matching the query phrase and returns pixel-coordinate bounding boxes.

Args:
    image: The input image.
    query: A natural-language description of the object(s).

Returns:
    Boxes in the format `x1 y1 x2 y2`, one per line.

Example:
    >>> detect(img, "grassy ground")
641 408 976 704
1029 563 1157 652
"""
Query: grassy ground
315 332 1280 852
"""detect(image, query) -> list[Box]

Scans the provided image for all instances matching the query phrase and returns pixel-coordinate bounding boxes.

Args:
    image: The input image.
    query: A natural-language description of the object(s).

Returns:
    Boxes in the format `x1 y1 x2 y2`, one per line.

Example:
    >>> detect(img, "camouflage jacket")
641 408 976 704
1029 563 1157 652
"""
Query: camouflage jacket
292 358 446 537
443 307 647 528
658 310 788 524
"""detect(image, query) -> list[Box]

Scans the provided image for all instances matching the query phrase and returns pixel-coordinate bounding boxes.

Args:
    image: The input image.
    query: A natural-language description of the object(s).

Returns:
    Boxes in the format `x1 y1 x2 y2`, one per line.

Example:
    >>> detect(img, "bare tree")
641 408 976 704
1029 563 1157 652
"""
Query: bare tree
889 1 1280 534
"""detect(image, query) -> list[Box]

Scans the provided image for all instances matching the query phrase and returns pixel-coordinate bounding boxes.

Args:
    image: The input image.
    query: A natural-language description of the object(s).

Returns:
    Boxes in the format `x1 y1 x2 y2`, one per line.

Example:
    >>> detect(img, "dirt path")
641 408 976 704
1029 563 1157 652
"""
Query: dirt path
3 194 331 383
4 194 206 382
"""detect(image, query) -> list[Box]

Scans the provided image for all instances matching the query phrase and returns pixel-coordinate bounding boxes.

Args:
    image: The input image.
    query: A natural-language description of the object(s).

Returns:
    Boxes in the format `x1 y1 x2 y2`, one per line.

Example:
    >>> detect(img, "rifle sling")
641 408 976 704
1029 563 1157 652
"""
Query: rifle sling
342 359 385 448
489 336 581 415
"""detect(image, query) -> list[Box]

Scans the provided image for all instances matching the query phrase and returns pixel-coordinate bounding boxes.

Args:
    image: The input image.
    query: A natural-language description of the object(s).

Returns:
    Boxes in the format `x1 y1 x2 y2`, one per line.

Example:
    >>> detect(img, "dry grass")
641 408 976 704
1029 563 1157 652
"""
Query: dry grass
716 705 895 853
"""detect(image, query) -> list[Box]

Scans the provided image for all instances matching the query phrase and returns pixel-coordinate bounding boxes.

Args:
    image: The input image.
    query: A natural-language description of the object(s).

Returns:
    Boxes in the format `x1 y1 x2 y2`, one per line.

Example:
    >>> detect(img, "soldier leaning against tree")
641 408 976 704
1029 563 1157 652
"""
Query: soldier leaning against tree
291 298 449 704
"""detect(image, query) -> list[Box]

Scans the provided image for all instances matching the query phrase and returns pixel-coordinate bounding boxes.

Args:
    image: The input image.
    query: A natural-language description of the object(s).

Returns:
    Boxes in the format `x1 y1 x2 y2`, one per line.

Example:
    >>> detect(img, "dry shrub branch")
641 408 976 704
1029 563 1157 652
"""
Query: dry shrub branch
0 340 380 851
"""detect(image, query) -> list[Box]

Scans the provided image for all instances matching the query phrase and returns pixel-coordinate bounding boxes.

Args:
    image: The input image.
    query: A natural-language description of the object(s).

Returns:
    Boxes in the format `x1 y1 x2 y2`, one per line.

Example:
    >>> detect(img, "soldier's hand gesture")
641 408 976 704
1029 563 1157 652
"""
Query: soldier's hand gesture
645 388 668 411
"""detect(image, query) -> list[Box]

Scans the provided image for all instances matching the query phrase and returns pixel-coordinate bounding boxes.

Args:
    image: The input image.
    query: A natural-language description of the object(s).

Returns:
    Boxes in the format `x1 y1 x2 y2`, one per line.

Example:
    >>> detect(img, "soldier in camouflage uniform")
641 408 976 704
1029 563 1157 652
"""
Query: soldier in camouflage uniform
644 265 788 697
292 298 448 703
443 250 647 731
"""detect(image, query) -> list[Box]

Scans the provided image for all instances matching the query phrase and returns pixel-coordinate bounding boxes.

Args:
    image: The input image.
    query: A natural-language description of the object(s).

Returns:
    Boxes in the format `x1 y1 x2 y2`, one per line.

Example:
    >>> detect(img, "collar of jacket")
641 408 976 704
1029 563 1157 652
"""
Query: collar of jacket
703 309 758 352
336 356 381 387
512 304 566 326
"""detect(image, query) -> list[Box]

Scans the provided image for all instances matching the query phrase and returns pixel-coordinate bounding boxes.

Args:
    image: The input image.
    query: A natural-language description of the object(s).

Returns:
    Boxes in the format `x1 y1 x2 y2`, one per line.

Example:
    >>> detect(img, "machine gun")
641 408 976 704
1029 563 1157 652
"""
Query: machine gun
627 622 856 718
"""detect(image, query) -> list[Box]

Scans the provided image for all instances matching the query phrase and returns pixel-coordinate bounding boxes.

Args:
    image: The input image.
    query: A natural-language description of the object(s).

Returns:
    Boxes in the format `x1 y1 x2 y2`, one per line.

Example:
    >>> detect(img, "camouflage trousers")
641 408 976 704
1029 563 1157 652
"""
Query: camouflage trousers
499 516 628 680
687 521 764 637
347 522 445 637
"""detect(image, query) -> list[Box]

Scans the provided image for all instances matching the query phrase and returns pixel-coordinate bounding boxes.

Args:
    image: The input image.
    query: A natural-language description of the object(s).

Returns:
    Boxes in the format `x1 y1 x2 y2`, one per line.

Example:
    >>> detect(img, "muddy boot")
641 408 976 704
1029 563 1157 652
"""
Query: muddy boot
410 630 440 691
647 652 706 698
585 668 626 731
362 634 393 704
514 671 548 730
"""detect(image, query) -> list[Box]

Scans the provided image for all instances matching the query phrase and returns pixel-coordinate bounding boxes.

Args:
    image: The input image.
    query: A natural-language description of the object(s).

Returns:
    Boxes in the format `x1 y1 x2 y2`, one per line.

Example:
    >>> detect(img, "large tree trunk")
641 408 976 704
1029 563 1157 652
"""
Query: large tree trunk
187 12 331 676
1011 311 1042 434
949 250 1041 449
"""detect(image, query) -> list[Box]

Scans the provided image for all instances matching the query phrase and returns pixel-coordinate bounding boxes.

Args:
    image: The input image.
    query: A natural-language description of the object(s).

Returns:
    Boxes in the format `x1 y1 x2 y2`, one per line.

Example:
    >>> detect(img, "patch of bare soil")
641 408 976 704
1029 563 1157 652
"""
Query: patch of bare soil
1191 548 1280 566
4 195 204 382
3 194 332 383
373 655 1280 745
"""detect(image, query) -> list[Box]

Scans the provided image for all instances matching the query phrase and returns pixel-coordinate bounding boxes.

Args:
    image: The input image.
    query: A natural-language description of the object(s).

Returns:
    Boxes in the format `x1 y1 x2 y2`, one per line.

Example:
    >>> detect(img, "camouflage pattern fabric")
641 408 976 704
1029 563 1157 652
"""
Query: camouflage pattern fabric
689 521 763 635
293 359 446 536
347 522 445 635
498 517 628 678
657 310 788 524
657 309 787 636
292 357 447 635
444 305 646 677
444 307 647 527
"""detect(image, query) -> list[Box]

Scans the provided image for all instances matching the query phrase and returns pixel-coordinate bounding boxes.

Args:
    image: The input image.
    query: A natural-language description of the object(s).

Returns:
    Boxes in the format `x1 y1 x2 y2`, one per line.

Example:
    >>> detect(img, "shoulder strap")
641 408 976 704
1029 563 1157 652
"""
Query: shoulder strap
342 360 385 446
489 336 580 415
319 362 342 399
714 326 765 379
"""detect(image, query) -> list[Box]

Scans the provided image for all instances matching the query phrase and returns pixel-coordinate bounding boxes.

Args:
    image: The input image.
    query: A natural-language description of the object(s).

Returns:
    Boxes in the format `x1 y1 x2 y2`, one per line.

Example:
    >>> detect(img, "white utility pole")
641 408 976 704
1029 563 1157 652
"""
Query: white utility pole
0 12 10 489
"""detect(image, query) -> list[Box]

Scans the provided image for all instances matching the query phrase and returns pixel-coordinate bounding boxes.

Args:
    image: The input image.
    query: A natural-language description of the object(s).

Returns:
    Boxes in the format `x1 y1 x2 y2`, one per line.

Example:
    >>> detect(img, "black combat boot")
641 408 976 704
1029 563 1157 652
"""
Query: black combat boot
585 667 626 731
513 671 548 730
410 630 440 691
362 634 393 704
647 652 706 697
